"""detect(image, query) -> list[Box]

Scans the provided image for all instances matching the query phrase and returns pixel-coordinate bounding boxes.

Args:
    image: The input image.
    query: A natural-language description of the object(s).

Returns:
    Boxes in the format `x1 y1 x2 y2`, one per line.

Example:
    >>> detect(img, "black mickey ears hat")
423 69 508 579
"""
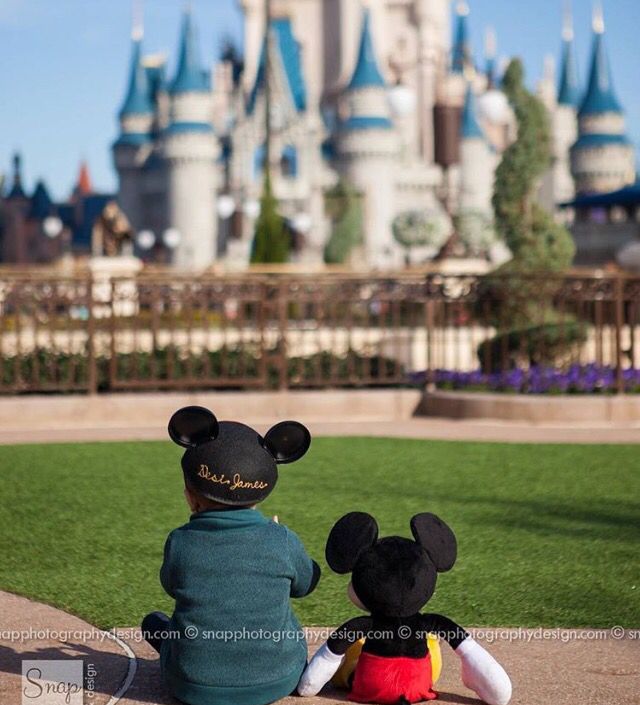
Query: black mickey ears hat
168 406 311 506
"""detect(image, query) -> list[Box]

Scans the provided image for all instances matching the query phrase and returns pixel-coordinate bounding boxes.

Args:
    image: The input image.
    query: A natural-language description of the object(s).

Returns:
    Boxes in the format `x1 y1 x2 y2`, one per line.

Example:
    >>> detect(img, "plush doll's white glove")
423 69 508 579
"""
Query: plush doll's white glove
455 637 512 705
297 643 344 696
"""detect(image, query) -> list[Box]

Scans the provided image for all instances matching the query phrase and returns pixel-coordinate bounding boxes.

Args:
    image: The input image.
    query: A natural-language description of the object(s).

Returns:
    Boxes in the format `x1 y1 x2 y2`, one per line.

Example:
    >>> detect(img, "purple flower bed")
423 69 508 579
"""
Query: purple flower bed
411 364 640 394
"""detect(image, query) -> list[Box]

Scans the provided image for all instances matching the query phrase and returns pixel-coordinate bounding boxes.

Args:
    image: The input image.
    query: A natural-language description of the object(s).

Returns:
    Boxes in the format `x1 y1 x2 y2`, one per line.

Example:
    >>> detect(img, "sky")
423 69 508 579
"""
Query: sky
0 0 638 201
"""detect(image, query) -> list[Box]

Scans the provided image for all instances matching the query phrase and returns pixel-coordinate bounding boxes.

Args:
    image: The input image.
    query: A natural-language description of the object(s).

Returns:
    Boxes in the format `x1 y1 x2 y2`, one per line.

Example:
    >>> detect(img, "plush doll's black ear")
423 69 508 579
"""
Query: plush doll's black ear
168 406 219 448
410 513 457 572
263 421 311 463
326 512 379 574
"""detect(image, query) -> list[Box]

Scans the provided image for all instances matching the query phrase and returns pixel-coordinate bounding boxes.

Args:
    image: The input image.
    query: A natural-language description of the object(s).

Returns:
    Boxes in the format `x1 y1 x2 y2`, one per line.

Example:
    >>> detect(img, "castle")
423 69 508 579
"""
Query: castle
110 0 636 271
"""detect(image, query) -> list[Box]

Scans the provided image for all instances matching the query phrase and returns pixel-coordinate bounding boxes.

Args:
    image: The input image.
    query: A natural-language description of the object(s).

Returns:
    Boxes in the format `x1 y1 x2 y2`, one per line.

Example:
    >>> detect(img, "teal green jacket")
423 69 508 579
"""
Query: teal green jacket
159 509 319 705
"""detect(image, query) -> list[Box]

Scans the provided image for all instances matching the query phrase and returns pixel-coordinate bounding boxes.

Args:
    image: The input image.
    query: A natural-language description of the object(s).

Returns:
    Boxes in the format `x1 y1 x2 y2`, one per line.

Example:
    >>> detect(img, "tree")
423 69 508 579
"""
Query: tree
324 179 363 264
477 59 582 367
492 59 575 272
251 174 289 264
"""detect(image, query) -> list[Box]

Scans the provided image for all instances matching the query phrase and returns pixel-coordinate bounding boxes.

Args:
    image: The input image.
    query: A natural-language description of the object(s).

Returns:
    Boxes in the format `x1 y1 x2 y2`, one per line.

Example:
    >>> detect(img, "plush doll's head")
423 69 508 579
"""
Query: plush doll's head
168 406 311 506
325 512 457 618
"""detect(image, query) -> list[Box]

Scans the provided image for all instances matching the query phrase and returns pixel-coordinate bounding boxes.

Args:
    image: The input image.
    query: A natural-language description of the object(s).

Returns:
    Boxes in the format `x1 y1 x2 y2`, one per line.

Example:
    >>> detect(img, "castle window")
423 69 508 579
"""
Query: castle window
281 145 298 178
253 143 266 181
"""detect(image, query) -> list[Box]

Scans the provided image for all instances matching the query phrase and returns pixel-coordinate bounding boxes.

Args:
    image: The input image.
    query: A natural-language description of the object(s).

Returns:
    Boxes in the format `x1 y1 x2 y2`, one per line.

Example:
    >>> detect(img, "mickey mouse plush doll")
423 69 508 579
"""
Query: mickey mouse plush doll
297 512 511 705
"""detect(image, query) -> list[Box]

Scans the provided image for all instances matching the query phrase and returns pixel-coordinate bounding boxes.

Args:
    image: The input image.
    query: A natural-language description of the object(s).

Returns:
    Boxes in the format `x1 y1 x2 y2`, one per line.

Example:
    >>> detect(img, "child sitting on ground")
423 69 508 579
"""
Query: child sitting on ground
142 406 320 705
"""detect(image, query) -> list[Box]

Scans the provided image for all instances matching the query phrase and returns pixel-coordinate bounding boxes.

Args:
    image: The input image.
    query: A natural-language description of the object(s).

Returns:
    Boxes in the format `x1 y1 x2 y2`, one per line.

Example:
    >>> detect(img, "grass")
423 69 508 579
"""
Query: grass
0 438 638 630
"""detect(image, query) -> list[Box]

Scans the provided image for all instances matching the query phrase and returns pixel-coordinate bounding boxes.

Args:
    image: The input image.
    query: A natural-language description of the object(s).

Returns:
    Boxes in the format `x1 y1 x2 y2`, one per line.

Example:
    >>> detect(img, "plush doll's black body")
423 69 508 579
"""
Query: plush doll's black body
297 512 511 705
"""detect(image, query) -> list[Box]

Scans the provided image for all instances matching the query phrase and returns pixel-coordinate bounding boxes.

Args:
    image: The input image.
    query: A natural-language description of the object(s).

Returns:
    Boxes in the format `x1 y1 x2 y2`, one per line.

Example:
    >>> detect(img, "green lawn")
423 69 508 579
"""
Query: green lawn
0 438 638 629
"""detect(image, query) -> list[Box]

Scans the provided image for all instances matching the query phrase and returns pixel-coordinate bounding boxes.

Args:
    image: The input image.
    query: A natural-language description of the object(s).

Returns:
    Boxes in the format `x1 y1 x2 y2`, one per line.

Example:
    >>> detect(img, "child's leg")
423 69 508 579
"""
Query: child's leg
141 611 171 654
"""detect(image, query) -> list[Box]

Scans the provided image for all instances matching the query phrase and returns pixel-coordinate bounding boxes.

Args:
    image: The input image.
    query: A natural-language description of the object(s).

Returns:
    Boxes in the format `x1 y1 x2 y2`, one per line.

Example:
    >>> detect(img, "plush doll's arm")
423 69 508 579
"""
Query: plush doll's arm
420 614 511 705
297 616 372 696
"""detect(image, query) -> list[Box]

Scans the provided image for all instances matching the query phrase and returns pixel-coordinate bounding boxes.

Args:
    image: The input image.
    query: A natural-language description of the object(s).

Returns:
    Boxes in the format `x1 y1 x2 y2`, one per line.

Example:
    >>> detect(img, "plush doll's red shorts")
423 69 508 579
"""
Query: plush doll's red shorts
349 651 437 703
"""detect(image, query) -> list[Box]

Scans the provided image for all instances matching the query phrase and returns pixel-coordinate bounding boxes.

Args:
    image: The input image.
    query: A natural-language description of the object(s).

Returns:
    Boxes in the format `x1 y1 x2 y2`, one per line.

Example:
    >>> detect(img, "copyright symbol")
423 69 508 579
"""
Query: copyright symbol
185 626 199 639
610 626 625 640
398 626 411 639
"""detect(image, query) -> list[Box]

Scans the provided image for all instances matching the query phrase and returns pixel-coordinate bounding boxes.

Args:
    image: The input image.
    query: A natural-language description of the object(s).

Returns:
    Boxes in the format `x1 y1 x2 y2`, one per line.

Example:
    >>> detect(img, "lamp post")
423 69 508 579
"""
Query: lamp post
264 0 273 182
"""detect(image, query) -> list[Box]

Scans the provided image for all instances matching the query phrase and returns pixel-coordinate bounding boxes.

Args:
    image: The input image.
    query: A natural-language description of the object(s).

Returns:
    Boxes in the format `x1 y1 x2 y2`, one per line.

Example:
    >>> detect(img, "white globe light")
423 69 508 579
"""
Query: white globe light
217 194 236 219
388 83 416 118
478 89 510 124
243 199 261 220
617 241 640 272
43 216 63 239
136 229 156 251
291 212 312 235
163 228 182 249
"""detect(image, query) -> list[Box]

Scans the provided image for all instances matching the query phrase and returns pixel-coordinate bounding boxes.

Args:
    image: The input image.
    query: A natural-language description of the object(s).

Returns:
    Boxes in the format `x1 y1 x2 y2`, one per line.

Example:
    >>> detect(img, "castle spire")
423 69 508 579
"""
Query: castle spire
119 6 153 118
461 83 484 140
484 27 497 87
557 1 580 107
340 8 392 131
7 152 27 199
579 2 622 116
452 2 471 75
75 161 93 196
170 5 210 94
347 8 386 89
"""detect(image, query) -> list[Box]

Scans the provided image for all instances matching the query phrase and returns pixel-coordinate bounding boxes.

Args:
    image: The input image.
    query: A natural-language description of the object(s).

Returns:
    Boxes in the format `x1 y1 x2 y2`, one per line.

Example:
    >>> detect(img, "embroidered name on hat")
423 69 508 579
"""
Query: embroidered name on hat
198 464 269 491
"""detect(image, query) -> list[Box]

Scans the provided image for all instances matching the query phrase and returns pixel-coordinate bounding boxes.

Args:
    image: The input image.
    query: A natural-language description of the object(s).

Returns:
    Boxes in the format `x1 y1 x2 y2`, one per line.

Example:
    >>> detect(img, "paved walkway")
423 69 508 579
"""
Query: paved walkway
1 418 640 445
1 591 638 705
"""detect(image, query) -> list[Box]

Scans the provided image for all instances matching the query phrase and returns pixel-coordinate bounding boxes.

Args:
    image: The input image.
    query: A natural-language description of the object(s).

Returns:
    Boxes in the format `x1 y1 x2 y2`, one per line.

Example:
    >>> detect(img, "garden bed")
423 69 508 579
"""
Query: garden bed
413 364 640 395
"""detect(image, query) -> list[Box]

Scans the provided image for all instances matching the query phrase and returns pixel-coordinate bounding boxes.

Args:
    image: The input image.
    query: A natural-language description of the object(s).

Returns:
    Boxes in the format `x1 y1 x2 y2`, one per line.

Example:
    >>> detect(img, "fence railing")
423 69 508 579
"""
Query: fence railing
0 271 639 395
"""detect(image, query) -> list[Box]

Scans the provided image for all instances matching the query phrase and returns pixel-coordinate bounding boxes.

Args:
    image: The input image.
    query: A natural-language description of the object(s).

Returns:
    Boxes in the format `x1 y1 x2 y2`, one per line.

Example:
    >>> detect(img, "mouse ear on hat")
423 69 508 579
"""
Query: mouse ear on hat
410 513 457 573
326 512 379 574
263 421 311 464
168 406 219 448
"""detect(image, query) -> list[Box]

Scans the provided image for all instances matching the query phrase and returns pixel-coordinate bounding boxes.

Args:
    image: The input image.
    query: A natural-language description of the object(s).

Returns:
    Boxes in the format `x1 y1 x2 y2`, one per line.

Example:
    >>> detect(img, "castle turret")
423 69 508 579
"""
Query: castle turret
6 153 27 200
459 84 494 216
570 4 635 195
551 4 580 205
162 7 218 270
451 2 472 75
112 20 154 232
336 9 400 269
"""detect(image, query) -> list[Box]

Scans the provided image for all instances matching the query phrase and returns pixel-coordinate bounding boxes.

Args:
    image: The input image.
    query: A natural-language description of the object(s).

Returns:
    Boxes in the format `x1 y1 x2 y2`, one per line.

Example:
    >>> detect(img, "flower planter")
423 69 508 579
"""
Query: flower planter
416 390 640 423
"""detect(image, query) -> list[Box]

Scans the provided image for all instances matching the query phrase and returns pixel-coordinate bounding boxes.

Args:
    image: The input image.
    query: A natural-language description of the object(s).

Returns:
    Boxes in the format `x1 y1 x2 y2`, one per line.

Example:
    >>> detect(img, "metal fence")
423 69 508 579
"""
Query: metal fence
0 271 638 395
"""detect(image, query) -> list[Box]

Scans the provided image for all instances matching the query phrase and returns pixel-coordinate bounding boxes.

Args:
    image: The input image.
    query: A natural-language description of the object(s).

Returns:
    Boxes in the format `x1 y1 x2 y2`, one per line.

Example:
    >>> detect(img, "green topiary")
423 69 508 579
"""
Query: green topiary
324 179 363 264
492 59 575 271
251 173 289 264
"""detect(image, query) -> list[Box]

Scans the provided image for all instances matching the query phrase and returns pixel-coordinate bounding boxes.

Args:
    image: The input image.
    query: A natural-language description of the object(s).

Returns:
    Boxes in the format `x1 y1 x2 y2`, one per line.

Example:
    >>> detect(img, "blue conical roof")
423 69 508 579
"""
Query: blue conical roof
30 180 54 219
247 18 307 115
170 9 210 94
558 35 580 107
579 25 622 116
119 37 153 117
347 9 386 89
452 5 471 74
461 85 484 139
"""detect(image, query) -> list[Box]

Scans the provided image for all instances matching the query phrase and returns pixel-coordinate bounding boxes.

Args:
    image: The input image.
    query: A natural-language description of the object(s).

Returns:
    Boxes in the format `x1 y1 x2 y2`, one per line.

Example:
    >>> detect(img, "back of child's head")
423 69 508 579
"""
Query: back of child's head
169 406 311 506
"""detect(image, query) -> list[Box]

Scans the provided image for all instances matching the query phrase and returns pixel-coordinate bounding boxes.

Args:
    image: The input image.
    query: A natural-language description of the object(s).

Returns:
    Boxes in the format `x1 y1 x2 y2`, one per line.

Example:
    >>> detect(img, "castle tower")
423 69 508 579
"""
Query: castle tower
112 20 154 232
336 9 400 269
459 84 494 215
412 0 452 162
539 4 581 210
570 4 635 195
162 7 219 270
552 6 580 204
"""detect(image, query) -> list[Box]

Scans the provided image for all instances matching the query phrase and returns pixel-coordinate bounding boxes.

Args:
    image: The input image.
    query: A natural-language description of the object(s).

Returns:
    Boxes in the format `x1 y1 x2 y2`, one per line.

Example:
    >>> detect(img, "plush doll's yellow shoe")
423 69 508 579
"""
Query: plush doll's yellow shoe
330 635 442 689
